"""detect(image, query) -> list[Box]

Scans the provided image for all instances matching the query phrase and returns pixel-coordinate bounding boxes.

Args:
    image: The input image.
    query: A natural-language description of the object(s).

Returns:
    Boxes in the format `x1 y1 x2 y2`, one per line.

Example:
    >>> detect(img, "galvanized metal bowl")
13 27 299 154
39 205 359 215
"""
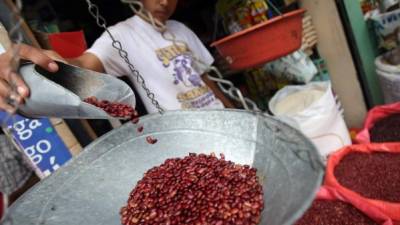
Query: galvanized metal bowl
4 110 324 225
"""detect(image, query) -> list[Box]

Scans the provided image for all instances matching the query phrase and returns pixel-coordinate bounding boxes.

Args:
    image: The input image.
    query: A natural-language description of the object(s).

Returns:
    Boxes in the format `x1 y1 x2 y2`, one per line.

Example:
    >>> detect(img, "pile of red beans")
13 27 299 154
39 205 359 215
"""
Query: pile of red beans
295 200 378 225
84 96 139 123
370 113 400 142
120 153 264 225
334 151 400 202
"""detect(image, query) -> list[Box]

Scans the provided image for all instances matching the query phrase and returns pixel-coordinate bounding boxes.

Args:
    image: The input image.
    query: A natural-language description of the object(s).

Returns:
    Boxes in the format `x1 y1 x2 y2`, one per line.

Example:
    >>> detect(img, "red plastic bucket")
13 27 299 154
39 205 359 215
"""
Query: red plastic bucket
211 9 305 71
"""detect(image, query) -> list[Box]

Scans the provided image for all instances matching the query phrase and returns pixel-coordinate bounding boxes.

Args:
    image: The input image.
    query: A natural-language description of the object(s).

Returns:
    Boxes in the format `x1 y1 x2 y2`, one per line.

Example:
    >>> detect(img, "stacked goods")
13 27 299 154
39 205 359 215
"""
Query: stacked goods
120 153 264 225
325 143 400 220
216 0 269 34
301 15 318 56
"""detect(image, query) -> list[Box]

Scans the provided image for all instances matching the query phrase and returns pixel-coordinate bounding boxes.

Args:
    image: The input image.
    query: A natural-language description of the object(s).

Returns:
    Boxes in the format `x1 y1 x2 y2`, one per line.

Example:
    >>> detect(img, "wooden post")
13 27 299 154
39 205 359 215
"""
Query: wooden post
299 0 368 128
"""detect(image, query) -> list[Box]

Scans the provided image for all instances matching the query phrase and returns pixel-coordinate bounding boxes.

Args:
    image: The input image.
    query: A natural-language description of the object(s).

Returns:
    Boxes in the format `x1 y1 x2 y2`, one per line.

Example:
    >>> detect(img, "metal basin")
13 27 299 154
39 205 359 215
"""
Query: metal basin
4 110 324 225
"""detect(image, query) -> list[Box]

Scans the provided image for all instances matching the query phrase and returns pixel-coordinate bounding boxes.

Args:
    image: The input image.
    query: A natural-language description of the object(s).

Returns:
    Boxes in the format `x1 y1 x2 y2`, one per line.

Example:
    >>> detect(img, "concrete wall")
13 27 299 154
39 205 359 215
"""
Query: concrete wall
300 0 367 128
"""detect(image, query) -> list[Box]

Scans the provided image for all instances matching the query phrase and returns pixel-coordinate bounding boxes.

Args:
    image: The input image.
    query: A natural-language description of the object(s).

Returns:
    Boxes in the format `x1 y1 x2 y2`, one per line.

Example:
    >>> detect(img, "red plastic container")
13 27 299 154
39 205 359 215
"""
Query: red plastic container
211 9 305 71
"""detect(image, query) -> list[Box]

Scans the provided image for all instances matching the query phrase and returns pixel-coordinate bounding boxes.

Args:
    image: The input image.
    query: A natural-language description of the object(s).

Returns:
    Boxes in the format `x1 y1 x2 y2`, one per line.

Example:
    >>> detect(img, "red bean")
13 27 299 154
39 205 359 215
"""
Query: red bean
295 200 378 225
145 136 157 144
334 152 400 202
120 153 264 225
137 126 144 133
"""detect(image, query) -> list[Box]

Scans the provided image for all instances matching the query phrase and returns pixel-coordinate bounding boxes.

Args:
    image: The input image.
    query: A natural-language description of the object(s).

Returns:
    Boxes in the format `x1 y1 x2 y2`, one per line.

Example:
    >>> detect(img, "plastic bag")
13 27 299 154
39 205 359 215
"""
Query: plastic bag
370 8 400 50
356 102 400 144
325 143 400 220
379 0 400 13
375 56 400 103
296 186 393 225
269 82 351 158
263 50 317 83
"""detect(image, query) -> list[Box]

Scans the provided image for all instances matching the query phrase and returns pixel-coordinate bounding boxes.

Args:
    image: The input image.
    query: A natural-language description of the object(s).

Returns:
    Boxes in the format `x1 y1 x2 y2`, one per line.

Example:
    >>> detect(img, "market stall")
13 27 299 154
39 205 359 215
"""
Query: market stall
0 0 399 225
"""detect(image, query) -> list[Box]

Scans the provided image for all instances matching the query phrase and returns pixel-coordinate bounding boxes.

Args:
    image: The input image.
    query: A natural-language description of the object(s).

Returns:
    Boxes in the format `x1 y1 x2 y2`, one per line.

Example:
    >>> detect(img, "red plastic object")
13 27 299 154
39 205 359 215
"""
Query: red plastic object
48 31 87 58
211 9 305 71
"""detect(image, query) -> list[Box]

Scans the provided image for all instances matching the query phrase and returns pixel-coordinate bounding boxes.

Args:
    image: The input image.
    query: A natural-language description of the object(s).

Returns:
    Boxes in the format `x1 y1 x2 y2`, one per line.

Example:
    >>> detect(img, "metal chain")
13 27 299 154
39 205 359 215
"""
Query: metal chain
266 0 283 16
85 0 165 114
206 66 259 111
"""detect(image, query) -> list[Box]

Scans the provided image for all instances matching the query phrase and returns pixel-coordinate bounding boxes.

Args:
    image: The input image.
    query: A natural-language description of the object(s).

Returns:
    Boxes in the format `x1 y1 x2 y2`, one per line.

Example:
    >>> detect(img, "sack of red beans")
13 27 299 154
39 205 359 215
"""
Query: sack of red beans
325 143 400 221
295 186 393 225
356 102 400 144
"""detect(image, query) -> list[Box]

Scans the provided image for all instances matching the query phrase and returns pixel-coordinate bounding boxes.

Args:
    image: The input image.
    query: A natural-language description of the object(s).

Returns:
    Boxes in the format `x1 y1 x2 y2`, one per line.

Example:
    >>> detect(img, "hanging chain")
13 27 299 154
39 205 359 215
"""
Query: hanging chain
266 0 282 16
85 0 164 114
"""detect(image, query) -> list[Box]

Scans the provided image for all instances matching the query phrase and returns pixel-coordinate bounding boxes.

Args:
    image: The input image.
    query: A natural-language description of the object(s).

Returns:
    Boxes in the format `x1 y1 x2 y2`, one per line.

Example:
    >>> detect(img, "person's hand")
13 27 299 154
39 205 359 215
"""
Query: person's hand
43 49 68 63
0 43 59 113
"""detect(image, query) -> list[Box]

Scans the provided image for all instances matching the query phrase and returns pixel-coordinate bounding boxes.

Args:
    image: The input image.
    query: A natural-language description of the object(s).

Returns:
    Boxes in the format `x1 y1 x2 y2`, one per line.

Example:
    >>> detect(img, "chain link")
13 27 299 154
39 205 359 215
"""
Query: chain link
206 66 259 111
86 0 165 114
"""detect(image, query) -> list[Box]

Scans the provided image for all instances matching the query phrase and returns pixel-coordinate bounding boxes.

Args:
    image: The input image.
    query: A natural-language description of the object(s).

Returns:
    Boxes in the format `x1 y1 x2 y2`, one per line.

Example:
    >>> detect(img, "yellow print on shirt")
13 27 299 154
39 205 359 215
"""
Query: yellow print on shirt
156 44 188 67
177 86 210 101
178 86 217 109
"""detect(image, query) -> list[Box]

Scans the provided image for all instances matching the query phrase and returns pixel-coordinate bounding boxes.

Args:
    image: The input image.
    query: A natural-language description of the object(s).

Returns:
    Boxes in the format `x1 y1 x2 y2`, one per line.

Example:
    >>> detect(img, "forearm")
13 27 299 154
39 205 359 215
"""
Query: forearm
202 73 236 108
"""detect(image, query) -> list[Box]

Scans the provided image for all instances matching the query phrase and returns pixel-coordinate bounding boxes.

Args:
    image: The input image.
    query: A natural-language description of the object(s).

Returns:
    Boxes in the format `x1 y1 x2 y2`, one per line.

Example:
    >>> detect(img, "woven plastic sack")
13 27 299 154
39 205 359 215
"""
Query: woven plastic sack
356 102 400 144
375 56 400 103
296 186 393 225
325 143 400 220
263 50 317 83
370 8 400 50
269 81 351 159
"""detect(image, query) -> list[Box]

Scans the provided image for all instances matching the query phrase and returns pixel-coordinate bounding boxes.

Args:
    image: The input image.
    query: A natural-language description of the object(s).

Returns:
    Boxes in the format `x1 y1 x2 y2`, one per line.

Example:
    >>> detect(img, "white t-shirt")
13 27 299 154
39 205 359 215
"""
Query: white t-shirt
87 16 224 113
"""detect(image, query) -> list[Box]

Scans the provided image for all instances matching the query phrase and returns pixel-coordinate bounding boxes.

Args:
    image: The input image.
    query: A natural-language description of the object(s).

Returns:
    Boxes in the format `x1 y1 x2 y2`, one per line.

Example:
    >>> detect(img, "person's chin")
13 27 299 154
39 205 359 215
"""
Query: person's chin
154 13 168 23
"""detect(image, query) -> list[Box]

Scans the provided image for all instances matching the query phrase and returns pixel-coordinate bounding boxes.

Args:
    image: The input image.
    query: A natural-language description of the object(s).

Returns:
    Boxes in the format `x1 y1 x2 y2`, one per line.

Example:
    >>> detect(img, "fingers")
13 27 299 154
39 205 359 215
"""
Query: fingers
43 50 68 63
17 43 59 72
0 52 29 98
0 78 21 113
0 44 61 114
8 72 29 98
0 99 17 114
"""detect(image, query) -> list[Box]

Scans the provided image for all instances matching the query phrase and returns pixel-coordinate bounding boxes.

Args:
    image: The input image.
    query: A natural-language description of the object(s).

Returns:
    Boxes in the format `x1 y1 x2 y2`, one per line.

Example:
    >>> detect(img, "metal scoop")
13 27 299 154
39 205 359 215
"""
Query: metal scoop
17 61 136 119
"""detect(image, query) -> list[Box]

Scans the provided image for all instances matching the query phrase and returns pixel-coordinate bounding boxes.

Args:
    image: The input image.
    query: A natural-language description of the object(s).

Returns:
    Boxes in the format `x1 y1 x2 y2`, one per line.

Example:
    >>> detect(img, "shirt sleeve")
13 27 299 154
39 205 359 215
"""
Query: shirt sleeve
85 28 126 77
175 22 214 75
